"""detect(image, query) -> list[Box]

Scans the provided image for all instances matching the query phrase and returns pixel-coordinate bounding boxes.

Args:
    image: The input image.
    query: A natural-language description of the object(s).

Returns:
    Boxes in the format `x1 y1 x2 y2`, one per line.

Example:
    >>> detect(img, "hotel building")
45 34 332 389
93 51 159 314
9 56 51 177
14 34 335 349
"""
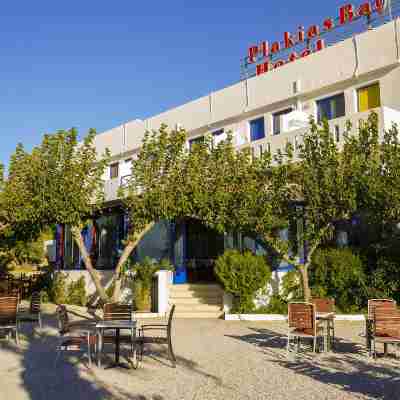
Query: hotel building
56 2 400 315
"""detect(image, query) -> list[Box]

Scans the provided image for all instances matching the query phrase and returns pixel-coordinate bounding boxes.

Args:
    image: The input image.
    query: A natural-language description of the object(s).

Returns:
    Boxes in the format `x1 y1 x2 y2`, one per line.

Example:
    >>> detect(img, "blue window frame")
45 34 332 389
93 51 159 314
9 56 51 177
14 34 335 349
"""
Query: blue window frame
317 93 345 123
249 117 265 141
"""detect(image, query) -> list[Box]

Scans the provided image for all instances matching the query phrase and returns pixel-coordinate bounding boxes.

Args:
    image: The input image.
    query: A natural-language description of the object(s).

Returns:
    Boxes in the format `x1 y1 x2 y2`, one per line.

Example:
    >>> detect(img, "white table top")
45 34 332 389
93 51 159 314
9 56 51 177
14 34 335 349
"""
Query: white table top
96 320 137 329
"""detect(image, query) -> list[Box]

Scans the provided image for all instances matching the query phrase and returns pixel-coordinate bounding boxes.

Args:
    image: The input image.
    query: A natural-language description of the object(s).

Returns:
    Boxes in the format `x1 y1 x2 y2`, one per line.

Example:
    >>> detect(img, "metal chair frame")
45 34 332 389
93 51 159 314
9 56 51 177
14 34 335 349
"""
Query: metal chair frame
287 302 324 354
137 305 176 367
54 305 96 368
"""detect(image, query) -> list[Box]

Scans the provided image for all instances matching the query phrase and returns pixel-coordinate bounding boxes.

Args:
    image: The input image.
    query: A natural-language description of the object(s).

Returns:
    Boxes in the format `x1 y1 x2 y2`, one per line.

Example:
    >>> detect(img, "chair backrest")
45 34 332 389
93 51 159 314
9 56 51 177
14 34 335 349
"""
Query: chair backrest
30 292 41 314
103 303 132 321
373 304 400 338
7 288 21 304
368 299 396 319
167 304 176 336
0 296 18 325
56 305 70 335
311 298 335 313
288 302 315 332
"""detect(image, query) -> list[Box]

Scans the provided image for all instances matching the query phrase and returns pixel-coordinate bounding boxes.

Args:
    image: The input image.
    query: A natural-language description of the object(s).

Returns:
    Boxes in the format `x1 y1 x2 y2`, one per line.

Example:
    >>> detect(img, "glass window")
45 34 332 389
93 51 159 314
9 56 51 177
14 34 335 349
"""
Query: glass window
273 108 293 135
358 83 381 112
317 93 346 122
189 136 205 150
249 117 265 141
110 163 119 179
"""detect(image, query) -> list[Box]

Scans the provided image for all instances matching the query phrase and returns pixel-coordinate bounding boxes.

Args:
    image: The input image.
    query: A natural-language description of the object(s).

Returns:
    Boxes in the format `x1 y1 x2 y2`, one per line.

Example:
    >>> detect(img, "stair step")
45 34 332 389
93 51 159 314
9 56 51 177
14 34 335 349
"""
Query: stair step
170 284 222 292
170 292 222 300
168 297 222 305
172 304 222 312
173 311 224 319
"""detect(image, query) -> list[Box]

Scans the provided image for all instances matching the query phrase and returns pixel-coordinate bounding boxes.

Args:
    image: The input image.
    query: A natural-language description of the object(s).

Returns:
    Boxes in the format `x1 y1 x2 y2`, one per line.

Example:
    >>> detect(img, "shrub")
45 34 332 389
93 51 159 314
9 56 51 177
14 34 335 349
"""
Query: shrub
368 256 400 303
310 248 366 313
49 272 68 304
215 250 272 313
129 257 173 311
66 276 87 306
263 295 288 314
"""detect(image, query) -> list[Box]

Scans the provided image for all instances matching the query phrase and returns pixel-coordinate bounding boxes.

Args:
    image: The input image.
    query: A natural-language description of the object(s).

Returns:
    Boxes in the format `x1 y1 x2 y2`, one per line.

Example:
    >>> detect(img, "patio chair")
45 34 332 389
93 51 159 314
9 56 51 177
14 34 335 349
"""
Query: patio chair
370 304 400 359
97 303 135 368
54 305 96 367
287 302 324 354
368 299 396 320
0 296 19 346
137 304 176 367
312 298 335 349
18 291 42 330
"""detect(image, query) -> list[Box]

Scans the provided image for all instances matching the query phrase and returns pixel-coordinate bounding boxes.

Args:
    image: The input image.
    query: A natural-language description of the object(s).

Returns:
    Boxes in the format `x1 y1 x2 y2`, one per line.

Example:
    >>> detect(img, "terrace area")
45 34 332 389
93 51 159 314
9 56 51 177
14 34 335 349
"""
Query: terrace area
0 304 399 400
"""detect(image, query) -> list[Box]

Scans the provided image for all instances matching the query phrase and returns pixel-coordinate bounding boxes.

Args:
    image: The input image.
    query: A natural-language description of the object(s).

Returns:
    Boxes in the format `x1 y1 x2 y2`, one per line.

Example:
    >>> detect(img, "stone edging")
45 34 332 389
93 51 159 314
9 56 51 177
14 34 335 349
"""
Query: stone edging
224 314 365 321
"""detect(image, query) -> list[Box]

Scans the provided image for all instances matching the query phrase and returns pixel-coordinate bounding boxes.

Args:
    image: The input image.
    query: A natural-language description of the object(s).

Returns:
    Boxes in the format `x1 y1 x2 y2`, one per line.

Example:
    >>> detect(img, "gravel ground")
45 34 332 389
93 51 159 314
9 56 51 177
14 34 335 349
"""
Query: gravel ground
0 304 399 400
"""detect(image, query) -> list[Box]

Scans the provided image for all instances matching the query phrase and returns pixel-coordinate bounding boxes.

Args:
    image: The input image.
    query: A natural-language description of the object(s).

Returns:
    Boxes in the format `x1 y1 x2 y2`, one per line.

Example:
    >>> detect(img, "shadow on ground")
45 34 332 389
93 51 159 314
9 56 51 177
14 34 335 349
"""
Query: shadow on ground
0 308 166 400
226 326 400 400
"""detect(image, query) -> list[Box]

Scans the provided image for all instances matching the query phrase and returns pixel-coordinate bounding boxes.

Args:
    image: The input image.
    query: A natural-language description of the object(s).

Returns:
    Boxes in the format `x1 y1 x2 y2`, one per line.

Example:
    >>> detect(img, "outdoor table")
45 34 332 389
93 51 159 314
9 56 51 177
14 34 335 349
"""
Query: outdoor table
316 312 335 352
96 320 137 369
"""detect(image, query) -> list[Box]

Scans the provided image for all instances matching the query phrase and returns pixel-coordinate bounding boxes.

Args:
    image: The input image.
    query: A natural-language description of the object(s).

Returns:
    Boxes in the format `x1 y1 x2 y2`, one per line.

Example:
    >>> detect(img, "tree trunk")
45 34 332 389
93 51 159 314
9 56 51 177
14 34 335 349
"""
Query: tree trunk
71 226 109 303
111 222 155 302
299 263 312 302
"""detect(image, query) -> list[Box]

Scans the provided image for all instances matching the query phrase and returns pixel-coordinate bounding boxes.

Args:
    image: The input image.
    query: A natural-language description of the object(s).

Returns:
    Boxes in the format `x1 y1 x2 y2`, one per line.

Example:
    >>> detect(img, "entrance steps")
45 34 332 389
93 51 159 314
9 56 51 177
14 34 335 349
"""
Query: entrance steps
169 284 224 318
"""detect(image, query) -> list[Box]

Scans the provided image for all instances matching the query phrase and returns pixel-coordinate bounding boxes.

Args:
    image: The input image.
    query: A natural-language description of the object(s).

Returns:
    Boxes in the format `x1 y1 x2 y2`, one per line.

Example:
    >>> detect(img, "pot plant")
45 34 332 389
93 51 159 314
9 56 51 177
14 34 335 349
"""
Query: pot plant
130 257 173 312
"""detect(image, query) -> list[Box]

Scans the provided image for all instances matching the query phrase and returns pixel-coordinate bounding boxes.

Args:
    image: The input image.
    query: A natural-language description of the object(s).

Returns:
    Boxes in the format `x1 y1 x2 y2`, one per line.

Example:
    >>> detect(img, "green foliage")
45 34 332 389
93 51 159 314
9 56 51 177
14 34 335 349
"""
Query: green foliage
66 276 87 306
215 250 272 313
310 248 366 313
281 269 303 301
49 272 68 304
129 257 173 311
262 295 288 315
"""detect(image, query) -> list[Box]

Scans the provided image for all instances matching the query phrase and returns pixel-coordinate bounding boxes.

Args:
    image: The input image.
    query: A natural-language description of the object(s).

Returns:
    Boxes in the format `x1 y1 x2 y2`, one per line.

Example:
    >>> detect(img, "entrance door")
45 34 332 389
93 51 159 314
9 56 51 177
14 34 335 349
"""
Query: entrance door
185 219 224 283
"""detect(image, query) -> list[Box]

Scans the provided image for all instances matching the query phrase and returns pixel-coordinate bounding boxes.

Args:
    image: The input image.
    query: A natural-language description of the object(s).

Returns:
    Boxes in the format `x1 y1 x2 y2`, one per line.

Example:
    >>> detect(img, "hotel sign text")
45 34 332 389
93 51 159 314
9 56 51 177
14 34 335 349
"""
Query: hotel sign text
247 0 387 76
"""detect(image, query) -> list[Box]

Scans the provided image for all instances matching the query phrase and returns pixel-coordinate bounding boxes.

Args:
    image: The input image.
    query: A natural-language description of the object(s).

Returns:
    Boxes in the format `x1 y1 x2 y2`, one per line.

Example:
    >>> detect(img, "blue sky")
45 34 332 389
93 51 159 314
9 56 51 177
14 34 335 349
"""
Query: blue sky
0 0 348 165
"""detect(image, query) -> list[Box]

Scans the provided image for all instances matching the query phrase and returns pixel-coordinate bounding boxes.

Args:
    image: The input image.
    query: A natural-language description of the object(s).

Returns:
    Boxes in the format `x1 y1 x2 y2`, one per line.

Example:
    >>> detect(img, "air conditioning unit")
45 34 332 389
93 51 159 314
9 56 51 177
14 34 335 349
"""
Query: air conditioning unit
282 110 309 133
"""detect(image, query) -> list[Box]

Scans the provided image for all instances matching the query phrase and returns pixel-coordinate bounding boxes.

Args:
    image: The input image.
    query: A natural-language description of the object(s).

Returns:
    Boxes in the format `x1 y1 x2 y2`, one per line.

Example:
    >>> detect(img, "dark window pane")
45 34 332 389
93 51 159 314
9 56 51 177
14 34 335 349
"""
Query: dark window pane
189 136 205 150
110 163 119 179
273 108 293 135
250 117 265 141
317 93 345 122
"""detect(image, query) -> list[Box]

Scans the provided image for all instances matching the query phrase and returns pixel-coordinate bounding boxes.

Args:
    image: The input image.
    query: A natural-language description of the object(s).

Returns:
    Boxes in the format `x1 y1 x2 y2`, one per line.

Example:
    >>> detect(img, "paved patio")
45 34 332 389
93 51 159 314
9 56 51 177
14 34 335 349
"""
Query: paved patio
0 304 399 400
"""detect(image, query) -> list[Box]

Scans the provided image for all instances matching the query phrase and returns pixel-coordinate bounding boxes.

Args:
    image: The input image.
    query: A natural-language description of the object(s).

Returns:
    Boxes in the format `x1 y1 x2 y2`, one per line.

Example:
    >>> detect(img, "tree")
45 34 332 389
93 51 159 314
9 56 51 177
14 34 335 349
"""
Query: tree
3 129 110 301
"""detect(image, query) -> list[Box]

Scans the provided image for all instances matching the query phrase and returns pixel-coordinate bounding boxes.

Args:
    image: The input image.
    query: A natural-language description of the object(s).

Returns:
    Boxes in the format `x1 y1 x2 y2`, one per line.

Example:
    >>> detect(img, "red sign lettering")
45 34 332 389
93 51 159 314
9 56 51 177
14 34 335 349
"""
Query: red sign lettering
248 1 388 76
340 4 354 24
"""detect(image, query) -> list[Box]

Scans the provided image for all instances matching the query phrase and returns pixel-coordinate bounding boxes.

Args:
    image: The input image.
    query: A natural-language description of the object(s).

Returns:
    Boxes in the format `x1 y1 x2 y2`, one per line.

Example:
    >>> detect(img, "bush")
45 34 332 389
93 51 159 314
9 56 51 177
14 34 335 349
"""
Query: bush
310 248 366 313
66 276 87 306
262 295 288 314
368 256 400 303
129 257 173 311
215 250 272 313
49 272 68 304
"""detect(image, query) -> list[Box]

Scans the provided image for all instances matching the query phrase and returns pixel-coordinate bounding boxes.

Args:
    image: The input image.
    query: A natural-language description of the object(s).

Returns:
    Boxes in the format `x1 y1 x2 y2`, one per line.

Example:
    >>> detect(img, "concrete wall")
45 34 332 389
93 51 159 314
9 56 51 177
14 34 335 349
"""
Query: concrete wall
93 19 400 169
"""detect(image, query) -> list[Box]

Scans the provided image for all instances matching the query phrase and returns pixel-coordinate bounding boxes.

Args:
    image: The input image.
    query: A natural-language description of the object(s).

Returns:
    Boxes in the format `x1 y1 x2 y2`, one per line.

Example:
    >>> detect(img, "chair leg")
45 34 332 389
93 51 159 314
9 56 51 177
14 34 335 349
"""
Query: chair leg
167 337 176 368
286 334 290 354
87 334 92 368
313 337 317 353
38 314 42 330
97 331 102 368
15 326 19 346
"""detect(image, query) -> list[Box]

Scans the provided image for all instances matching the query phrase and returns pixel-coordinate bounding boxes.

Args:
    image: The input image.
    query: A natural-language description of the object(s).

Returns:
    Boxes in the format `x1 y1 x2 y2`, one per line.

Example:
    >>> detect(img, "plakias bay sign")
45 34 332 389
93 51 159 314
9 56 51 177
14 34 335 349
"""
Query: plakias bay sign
247 0 389 76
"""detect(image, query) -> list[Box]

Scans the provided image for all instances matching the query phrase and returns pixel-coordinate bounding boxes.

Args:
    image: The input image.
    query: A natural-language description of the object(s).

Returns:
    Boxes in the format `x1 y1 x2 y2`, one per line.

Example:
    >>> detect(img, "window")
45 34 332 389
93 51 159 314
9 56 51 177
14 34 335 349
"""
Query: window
212 129 225 147
110 162 119 179
358 83 381 112
249 117 265 141
189 136 204 150
273 108 293 135
317 93 345 122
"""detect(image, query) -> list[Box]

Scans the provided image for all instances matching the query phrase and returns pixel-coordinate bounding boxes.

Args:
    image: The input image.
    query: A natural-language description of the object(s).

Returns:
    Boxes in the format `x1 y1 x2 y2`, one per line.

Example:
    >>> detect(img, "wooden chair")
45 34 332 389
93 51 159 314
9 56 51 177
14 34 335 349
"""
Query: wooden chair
0 296 19 346
54 305 96 367
137 305 176 367
312 298 335 349
368 299 396 320
97 303 135 367
371 304 400 359
18 291 42 330
287 302 324 354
